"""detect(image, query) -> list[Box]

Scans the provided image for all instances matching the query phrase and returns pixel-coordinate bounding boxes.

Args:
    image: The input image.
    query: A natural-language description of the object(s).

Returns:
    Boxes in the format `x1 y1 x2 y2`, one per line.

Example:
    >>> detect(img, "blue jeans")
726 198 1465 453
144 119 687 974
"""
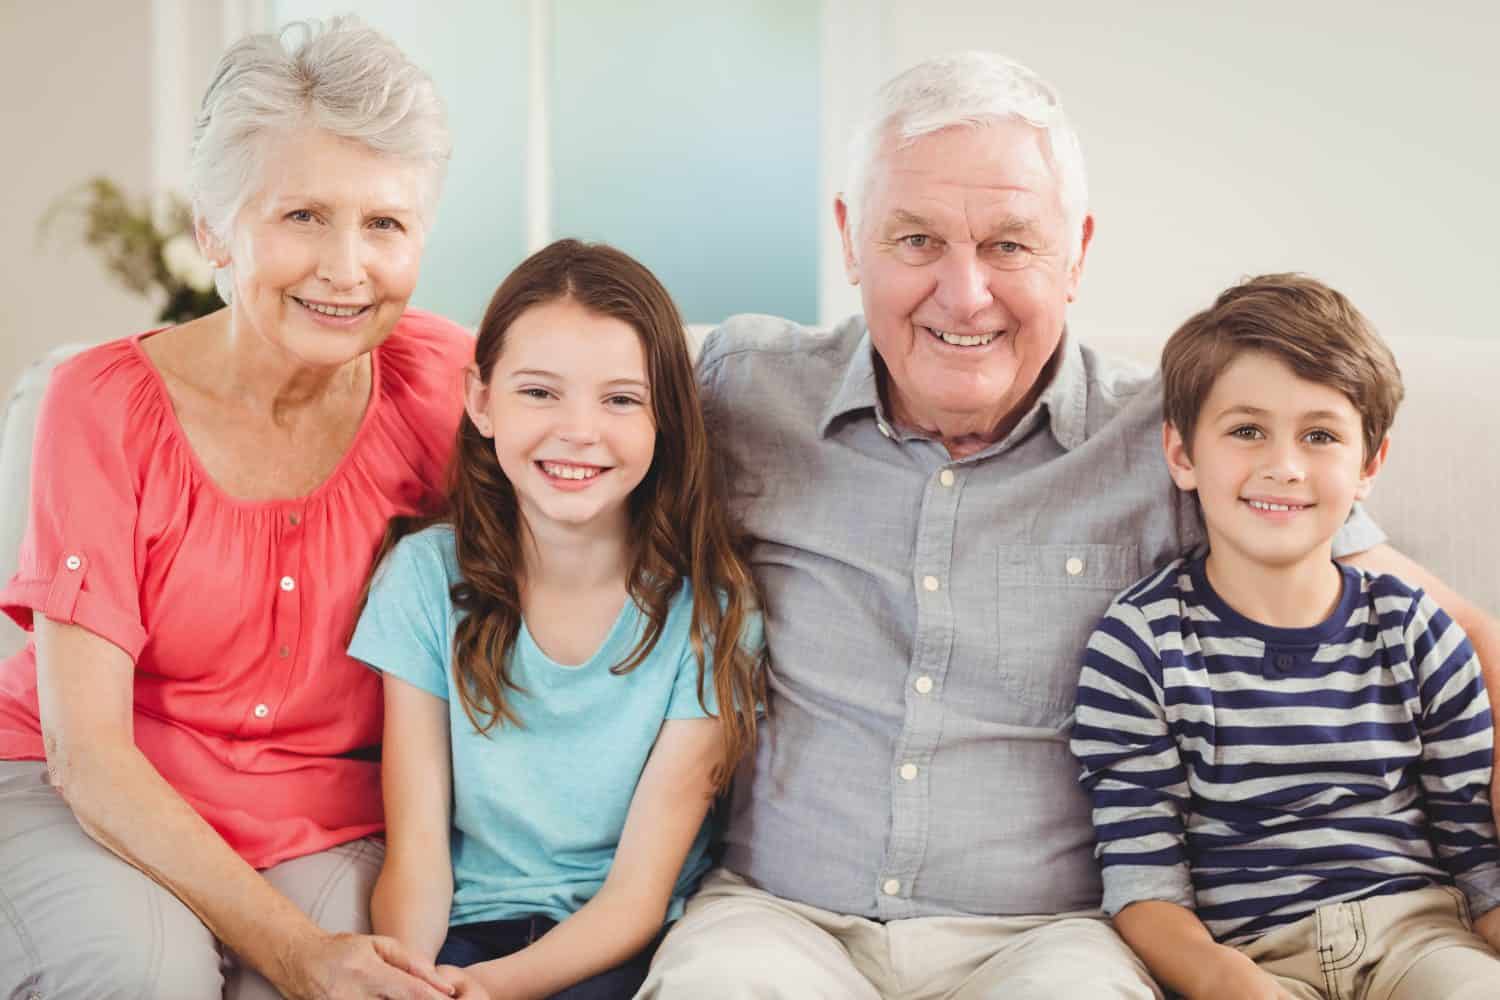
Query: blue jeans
437 913 667 1000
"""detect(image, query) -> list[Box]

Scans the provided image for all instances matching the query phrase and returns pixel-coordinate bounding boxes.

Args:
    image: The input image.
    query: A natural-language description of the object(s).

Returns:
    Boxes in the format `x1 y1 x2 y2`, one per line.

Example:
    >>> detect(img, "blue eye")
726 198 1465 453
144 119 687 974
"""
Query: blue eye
287 209 315 223
370 217 403 232
902 235 930 249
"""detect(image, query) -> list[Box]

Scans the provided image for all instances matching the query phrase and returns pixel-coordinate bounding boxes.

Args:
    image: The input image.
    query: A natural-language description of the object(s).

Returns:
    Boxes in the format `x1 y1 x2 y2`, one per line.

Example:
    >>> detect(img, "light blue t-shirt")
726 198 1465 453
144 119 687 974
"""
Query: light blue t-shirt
350 524 756 926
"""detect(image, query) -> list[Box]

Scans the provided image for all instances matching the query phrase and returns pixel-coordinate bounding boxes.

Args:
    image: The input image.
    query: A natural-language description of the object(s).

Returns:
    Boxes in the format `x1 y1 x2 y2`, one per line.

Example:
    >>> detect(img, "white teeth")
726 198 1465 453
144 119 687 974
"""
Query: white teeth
299 299 366 317
1247 500 1304 512
930 327 998 347
541 462 600 481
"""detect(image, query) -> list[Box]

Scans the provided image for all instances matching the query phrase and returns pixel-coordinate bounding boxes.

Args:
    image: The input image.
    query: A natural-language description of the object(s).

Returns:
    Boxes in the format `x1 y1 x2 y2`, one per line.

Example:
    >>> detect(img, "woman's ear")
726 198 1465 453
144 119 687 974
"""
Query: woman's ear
1354 435 1392 501
194 218 228 268
464 364 494 438
1162 420 1198 492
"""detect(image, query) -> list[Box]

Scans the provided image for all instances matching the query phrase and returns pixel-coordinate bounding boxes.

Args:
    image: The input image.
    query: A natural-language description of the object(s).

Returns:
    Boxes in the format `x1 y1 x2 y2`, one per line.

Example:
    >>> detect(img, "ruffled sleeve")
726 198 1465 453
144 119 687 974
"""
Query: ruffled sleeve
1 343 158 660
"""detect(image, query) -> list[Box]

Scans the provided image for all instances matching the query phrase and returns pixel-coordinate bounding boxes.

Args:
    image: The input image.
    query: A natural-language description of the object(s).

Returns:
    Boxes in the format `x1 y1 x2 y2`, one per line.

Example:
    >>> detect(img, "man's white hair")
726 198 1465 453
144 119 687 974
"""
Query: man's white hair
190 16 451 304
843 51 1088 260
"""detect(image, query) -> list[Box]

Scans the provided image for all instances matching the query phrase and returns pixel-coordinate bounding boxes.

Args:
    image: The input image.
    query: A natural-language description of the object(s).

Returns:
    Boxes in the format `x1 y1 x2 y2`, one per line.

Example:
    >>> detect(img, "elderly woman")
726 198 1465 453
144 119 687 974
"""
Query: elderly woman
0 19 475 1000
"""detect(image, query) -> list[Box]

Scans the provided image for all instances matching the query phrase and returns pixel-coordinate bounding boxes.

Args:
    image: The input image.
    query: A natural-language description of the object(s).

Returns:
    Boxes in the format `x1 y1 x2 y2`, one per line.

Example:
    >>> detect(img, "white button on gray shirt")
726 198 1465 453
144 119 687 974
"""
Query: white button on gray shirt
703 313 1384 921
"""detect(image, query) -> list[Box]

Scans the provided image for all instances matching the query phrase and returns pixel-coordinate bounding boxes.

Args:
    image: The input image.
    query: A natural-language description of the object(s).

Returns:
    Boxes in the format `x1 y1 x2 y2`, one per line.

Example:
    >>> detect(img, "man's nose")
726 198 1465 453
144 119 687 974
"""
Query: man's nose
932 245 993 319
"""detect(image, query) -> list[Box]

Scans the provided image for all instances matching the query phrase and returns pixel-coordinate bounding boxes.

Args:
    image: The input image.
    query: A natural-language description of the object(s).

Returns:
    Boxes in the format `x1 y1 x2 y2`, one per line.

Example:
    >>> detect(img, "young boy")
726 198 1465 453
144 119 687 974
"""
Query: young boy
1071 274 1500 1000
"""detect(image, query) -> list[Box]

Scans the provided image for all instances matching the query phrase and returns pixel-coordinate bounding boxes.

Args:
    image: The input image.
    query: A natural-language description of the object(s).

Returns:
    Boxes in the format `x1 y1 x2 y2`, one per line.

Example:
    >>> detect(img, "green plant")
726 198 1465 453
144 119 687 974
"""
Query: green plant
41 177 222 325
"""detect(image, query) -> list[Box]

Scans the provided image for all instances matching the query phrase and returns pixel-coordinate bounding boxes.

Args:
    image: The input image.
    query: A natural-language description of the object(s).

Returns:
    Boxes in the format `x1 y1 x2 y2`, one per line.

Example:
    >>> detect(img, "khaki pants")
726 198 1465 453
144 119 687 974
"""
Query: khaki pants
0 759 384 1000
1240 885 1500 1000
636 867 1161 1000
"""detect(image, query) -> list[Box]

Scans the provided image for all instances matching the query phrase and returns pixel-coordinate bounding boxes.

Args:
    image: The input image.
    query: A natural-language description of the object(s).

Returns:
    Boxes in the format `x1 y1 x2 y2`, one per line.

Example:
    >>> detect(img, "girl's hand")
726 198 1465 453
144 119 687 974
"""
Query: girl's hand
283 931 457 999
436 965 493 999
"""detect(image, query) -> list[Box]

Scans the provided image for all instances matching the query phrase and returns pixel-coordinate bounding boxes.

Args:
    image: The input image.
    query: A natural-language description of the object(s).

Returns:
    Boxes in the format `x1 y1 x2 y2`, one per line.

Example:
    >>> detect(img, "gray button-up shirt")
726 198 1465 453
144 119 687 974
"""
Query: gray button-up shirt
706 313 1384 919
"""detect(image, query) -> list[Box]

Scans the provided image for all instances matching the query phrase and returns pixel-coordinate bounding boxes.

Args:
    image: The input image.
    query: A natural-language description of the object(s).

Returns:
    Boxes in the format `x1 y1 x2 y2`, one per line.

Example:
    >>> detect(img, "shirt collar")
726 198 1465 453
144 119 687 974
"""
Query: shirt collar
817 320 1092 452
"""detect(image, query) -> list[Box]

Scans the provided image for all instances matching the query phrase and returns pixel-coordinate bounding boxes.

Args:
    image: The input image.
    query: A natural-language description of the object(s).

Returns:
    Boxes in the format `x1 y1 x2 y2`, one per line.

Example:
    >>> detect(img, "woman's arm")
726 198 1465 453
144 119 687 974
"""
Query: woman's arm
468 717 721 1000
35 618 454 1000
372 674 456 959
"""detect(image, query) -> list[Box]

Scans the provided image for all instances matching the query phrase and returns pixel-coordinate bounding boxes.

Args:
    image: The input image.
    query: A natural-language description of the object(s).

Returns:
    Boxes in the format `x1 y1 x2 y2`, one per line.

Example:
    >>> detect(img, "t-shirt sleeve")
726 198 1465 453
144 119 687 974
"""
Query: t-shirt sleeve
1070 596 1197 916
665 603 764 721
348 533 452 701
0 354 148 659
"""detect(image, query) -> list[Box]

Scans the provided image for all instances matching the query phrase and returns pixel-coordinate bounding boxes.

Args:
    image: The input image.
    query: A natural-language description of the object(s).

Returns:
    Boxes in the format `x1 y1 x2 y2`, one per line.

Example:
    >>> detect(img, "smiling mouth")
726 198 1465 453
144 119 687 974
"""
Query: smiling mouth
292 296 371 318
924 325 1000 347
1242 498 1314 512
538 460 605 481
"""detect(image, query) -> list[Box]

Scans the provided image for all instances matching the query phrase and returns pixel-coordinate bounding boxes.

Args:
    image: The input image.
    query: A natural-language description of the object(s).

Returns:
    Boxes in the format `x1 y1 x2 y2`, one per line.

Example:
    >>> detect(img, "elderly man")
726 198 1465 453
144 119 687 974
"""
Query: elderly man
639 52 1500 999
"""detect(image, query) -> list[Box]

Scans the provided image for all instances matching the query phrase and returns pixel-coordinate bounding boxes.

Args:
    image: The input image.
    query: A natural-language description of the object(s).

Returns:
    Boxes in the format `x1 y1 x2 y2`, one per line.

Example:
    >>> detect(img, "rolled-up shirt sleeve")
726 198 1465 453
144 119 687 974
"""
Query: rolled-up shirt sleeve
1 358 147 660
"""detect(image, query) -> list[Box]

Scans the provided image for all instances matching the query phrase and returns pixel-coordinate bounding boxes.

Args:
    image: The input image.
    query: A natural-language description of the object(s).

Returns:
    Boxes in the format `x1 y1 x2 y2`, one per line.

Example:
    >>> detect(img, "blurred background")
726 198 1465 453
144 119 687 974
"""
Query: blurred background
2 0 1496 399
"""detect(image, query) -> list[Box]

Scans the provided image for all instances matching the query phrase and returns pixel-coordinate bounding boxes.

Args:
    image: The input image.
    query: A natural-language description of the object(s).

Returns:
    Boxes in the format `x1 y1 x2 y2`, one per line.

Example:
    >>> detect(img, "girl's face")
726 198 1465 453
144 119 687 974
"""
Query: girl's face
466 297 656 540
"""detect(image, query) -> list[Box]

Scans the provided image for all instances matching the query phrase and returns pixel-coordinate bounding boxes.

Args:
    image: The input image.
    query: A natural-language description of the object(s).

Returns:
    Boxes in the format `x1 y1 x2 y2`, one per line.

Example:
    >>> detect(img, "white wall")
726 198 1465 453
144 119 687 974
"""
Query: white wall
0 1 157 399
817 1 1500 349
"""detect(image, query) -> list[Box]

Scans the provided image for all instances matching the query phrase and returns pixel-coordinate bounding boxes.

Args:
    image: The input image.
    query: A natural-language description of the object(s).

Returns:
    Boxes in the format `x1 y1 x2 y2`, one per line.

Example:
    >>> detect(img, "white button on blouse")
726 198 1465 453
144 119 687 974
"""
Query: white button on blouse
253 704 269 719
922 575 940 592
899 763 919 781
1065 557 1084 576
914 676 934 695
882 878 902 896
279 576 296 592
64 555 81 571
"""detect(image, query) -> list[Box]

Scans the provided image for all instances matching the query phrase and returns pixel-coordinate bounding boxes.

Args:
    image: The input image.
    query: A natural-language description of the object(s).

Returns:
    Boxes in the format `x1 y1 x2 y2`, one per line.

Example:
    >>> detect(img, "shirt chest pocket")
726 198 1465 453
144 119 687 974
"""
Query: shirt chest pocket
991 543 1141 731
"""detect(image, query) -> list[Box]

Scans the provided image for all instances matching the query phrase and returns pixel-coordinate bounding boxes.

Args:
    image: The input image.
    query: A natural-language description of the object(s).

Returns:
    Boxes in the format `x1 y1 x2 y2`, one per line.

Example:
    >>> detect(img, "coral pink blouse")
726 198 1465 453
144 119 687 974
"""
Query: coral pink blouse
0 310 470 869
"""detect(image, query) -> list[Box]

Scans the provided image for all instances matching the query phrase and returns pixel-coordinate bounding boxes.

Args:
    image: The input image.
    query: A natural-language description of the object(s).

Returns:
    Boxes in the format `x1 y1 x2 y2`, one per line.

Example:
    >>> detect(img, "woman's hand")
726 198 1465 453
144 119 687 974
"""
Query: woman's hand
280 931 457 1000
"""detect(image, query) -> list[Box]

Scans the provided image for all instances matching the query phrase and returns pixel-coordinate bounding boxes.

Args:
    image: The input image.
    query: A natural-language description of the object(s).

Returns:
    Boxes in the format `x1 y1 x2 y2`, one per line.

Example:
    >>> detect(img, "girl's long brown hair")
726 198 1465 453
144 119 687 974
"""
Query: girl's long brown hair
371 239 763 792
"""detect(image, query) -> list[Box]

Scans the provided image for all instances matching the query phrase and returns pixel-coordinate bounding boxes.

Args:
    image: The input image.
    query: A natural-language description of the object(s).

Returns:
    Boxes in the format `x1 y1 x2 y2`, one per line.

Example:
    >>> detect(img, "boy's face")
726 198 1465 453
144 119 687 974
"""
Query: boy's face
1163 350 1388 574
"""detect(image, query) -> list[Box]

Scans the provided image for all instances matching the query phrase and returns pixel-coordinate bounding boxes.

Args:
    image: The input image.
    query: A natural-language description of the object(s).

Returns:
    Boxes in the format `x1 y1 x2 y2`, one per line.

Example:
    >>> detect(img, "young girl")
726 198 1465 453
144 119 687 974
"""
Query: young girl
350 240 764 1000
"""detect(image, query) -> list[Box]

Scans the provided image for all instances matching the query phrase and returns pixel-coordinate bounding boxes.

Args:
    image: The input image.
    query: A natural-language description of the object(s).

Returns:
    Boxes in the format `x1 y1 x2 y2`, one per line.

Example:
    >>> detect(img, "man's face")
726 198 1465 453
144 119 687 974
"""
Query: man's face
838 120 1092 454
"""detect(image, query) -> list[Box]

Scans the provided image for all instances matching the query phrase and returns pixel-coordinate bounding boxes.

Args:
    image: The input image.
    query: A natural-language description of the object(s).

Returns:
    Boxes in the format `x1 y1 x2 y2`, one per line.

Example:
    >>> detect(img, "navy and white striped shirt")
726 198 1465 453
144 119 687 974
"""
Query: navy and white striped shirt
1071 556 1500 944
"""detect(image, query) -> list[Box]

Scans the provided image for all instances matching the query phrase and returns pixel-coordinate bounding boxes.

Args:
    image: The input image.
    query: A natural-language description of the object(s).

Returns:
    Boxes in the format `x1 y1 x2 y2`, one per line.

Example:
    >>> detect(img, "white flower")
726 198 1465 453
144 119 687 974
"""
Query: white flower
162 234 215 293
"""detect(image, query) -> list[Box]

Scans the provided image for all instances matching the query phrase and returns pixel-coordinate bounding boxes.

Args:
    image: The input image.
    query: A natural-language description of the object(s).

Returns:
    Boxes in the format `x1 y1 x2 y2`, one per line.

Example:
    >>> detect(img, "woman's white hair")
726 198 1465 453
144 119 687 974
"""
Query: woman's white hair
843 51 1088 261
190 16 450 303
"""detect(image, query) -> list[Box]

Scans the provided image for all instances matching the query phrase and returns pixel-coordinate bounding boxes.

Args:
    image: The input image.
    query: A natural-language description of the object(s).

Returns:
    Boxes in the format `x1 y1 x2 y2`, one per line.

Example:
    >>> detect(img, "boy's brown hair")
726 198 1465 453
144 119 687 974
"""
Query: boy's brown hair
1161 273 1404 461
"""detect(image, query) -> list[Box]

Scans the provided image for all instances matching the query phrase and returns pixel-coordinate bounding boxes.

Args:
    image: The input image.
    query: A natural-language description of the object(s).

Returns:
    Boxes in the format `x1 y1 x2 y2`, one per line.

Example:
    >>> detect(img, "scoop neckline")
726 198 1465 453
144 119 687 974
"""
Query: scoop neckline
127 327 385 511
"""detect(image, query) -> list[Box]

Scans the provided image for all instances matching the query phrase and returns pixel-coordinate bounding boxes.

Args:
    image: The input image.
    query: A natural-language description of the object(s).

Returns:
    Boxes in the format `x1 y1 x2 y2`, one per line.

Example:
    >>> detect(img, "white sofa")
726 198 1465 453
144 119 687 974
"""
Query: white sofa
2 329 1497 660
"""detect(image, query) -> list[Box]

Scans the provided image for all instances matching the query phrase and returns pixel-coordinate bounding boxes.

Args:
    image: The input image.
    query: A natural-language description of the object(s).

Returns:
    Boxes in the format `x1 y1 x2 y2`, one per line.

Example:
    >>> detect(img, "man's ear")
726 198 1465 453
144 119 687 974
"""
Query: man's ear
1065 214 1095 304
1354 435 1391 501
834 195 860 286
1163 420 1198 492
464 364 494 438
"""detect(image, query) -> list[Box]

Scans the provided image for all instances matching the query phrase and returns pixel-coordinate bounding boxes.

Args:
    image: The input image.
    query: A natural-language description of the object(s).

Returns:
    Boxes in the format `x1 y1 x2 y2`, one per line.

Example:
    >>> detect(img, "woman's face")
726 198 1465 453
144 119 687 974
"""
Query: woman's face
211 128 429 370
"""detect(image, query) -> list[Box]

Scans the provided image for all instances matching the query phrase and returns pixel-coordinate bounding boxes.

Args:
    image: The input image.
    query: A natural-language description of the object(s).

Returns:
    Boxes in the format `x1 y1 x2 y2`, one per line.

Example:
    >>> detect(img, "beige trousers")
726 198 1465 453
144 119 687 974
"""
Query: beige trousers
0 759 383 1000
1239 885 1500 1000
636 867 1161 1000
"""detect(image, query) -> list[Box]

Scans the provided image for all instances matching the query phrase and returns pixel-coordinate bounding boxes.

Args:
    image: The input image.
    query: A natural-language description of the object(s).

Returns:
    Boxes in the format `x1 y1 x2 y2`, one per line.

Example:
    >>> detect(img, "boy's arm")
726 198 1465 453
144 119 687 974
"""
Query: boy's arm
1115 901 1296 1000
371 674 456 961
1071 600 1234 991
1406 591 1500 930
468 717 719 1000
